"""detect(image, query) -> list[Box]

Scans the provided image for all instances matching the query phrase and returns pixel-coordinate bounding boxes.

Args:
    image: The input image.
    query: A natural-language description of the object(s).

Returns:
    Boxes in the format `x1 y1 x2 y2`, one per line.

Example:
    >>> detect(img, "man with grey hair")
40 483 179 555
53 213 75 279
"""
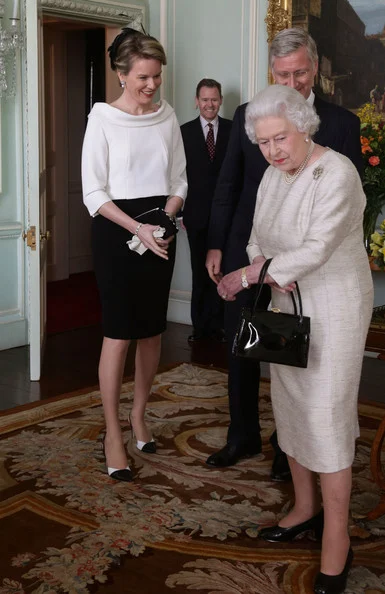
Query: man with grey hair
205 27 362 479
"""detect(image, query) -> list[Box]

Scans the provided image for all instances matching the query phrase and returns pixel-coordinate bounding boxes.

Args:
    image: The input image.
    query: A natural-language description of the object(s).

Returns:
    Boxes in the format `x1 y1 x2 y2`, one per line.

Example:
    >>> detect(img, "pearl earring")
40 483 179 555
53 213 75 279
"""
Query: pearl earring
120 80 126 88
305 137 309 142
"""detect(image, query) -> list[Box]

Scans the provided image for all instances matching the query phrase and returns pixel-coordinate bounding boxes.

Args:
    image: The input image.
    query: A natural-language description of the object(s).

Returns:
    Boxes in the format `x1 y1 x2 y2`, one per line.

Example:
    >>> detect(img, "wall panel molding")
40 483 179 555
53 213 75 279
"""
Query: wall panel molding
0 308 22 319
172 0 176 108
0 222 23 240
240 0 245 103
247 0 258 100
159 0 167 100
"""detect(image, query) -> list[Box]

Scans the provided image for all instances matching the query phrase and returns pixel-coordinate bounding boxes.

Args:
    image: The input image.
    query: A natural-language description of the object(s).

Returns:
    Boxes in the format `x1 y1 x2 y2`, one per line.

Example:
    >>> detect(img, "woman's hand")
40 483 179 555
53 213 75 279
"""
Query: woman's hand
217 259 296 301
164 195 183 220
137 224 169 260
217 269 244 301
155 234 175 249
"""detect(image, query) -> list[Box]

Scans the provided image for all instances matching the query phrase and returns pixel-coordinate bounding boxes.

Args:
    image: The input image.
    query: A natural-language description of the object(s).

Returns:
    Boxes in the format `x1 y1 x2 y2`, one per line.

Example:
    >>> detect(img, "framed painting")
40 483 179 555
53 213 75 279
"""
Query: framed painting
266 0 385 112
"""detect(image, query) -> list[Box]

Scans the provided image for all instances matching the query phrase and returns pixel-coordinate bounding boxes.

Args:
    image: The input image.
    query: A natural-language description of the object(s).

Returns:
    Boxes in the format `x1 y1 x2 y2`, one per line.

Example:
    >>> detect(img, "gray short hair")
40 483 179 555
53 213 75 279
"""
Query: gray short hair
245 85 320 144
269 28 318 70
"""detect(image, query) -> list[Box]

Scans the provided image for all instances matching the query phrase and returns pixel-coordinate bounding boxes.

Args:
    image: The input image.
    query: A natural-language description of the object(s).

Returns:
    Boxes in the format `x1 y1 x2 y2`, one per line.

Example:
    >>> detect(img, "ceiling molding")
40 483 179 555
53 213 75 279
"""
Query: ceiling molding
38 0 144 27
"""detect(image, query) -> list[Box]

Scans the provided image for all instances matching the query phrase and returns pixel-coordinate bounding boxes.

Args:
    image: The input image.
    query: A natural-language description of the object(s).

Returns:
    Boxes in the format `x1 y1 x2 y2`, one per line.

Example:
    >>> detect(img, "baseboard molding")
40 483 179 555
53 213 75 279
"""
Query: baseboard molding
364 350 383 359
0 318 28 351
167 290 191 325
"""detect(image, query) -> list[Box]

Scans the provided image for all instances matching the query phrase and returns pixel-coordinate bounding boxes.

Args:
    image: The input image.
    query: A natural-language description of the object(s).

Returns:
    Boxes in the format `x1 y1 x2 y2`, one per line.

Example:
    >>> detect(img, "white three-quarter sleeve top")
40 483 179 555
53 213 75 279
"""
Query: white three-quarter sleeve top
81 100 188 216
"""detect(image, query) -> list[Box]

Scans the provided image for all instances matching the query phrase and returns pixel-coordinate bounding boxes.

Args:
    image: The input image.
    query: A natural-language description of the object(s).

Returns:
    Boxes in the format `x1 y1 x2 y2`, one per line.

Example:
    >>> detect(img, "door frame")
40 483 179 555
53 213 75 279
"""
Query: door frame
24 1 144 380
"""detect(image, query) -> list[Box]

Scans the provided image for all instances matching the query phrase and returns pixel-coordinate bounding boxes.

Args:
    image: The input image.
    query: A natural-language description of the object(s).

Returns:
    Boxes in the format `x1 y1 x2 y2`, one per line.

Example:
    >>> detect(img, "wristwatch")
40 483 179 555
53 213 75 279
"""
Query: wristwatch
241 267 250 289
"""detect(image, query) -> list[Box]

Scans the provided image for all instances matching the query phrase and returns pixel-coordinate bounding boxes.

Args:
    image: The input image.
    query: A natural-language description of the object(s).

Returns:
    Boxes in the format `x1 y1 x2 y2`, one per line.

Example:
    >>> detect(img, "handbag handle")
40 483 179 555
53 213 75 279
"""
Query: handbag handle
252 258 304 322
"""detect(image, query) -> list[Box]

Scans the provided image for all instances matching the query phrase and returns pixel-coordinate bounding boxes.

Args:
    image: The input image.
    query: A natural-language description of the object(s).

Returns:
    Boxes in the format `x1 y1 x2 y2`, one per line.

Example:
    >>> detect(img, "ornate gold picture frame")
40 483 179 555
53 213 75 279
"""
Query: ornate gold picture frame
265 0 292 43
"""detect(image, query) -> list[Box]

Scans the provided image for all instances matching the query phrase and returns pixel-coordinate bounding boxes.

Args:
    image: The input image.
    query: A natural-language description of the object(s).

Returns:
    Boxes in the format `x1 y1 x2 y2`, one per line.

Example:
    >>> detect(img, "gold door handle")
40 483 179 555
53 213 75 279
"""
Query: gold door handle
40 230 51 242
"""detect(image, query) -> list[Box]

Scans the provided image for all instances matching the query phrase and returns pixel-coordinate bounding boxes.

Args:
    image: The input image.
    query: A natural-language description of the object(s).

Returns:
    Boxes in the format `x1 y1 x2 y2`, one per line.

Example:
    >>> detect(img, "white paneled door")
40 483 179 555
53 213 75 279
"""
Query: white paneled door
25 1 48 381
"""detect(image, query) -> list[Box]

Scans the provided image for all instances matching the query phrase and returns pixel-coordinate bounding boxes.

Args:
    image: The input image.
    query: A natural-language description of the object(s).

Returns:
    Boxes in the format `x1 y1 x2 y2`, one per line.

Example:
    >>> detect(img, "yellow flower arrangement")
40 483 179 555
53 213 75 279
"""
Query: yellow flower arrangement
370 219 385 269
357 103 385 243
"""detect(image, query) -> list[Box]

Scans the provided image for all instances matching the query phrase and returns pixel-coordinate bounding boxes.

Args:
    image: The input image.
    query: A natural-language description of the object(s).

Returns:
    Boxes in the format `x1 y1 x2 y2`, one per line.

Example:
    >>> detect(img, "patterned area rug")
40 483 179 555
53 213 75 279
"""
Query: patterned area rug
0 363 384 593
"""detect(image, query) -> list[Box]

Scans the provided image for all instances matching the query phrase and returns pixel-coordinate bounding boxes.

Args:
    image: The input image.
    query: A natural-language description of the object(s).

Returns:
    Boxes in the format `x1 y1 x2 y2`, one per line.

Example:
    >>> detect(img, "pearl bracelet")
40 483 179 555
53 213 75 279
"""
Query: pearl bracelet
135 223 143 236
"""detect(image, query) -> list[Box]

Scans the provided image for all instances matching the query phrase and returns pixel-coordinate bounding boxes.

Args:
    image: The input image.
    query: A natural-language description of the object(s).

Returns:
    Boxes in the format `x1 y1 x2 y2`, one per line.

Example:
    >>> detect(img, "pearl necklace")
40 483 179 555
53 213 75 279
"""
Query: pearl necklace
284 140 314 185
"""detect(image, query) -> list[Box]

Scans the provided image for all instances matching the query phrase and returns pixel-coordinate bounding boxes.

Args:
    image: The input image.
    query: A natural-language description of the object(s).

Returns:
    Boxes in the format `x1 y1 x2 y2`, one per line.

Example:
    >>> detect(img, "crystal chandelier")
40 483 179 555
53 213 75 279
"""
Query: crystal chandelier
0 0 24 98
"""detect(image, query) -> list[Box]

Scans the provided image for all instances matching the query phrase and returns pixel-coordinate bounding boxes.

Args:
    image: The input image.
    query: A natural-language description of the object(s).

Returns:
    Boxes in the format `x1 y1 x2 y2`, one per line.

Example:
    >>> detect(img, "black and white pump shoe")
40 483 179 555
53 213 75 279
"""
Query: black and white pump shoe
129 415 157 454
136 438 156 454
107 465 133 482
101 436 133 482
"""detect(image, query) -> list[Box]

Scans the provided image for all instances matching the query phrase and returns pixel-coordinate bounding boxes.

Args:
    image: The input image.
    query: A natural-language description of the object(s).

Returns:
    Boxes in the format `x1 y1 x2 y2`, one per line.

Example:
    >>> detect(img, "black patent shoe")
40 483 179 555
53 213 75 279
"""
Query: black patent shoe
206 442 262 467
101 436 133 482
259 510 324 542
314 548 353 594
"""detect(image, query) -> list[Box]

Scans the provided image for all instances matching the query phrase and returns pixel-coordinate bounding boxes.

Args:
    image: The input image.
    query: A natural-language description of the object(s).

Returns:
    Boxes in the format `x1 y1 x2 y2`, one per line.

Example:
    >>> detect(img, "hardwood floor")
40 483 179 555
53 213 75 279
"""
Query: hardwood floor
0 322 384 411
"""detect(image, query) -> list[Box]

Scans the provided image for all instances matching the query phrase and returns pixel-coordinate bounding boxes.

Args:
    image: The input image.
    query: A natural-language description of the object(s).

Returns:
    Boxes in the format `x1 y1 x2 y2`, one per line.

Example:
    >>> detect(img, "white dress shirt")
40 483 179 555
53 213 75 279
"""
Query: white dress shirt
307 89 315 106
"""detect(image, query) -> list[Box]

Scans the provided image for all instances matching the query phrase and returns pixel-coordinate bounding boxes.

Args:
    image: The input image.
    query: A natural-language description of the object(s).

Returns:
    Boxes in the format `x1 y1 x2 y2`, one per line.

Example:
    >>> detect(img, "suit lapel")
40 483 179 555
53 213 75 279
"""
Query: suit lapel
213 117 226 163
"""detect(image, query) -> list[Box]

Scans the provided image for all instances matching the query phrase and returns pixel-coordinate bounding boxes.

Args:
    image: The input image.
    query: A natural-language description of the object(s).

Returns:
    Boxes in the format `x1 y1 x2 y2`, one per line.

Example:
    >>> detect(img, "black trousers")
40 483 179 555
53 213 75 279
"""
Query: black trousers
224 282 272 448
187 227 224 335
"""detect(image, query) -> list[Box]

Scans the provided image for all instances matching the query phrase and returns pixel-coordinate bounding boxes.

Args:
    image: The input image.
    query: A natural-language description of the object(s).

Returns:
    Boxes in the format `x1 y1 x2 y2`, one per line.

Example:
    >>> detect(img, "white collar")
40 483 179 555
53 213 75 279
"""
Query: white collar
200 115 219 128
306 89 315 106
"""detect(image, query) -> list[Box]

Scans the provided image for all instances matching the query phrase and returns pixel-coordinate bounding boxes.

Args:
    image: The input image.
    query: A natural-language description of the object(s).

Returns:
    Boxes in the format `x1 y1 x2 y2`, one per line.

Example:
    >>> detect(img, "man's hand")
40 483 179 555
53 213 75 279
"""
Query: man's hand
206 249 223 284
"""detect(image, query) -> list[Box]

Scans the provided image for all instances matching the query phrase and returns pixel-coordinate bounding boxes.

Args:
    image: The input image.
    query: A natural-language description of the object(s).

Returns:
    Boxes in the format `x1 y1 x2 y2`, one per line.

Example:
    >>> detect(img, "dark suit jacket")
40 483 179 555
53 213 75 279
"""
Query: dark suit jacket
181 116 233 230
208 96 363 273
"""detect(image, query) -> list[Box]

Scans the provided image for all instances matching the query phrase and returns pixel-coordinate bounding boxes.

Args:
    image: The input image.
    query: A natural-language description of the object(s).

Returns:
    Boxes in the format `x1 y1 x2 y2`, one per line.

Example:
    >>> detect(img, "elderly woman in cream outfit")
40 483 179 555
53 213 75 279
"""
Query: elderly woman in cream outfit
217 85 373 594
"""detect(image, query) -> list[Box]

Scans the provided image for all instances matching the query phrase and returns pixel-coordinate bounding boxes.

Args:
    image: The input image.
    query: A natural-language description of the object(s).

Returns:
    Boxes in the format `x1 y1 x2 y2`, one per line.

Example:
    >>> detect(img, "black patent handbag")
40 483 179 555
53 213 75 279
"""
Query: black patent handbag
134 207 178 239
232 259 310 368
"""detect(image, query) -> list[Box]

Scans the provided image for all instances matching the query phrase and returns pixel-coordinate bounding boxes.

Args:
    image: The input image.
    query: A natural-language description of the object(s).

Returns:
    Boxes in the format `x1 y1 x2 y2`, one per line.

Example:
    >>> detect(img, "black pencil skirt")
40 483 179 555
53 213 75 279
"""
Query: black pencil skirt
92 196 176 340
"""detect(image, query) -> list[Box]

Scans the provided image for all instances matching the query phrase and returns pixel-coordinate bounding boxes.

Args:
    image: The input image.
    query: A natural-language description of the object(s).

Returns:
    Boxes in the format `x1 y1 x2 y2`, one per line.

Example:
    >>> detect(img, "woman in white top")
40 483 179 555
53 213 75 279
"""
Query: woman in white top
82 28 187 483
216 85 373 594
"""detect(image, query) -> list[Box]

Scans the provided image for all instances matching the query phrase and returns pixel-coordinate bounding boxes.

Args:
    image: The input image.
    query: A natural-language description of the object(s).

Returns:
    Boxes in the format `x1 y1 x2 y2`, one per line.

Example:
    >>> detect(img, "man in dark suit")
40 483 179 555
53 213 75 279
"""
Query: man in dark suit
181 79 232 342
205 28 362 475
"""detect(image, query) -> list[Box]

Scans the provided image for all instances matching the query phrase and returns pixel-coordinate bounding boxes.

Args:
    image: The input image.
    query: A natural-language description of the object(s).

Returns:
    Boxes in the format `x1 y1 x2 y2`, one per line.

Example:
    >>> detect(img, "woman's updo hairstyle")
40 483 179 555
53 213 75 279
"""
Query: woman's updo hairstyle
108 27 167 75
245 84 320 144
